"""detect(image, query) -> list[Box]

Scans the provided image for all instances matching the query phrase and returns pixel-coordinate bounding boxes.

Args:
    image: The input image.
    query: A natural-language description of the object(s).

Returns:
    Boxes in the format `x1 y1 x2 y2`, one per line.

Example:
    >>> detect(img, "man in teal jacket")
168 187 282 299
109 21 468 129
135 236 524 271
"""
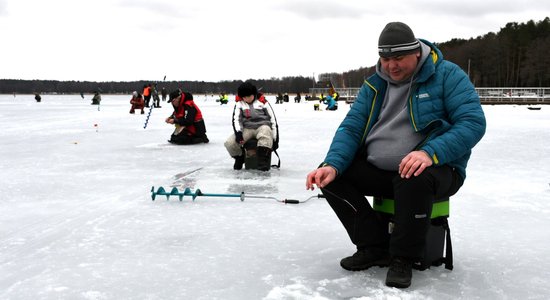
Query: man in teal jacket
306 22 486 288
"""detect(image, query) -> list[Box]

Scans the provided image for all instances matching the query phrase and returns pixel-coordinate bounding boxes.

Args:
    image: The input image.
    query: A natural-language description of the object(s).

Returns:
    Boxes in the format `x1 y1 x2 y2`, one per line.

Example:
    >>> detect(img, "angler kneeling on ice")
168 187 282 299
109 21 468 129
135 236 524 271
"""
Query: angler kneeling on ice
129 91 145 114
224 82 278 171
91 90 101 105
323 93 338 111
165 90 209 145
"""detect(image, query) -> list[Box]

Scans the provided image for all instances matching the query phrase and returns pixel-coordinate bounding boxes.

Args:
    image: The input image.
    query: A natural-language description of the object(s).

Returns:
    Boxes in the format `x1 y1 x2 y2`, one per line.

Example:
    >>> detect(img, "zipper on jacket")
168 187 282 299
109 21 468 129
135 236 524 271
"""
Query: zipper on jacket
361 80 379 143
408 86 420 132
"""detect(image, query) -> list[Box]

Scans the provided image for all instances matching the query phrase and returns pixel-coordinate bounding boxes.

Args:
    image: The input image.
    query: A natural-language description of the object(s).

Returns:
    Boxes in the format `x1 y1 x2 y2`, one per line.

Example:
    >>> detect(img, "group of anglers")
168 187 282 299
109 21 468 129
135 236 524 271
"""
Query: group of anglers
141 82 279 172
30 81 321 172
128 83 168 113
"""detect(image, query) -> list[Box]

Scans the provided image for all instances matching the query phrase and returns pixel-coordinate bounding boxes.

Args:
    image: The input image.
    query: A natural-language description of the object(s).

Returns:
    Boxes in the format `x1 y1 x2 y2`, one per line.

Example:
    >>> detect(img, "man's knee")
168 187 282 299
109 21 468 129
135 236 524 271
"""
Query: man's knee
320 186 346 211
224 138 241 157
393 166 460 199
256 126 273 148
257 139 273 149
393 169 436 193
321 179 360 208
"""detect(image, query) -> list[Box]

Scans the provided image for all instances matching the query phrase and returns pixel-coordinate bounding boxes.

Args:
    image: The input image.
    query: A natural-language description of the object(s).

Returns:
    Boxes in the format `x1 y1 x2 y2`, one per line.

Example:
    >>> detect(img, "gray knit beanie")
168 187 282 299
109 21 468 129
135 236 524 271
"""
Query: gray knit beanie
378 22 420 58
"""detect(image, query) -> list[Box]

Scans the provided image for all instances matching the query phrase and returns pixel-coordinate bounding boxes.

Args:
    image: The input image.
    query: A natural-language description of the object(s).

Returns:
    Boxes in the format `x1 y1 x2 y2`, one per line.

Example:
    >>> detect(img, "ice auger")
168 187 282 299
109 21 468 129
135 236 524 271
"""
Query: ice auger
151 186 324 204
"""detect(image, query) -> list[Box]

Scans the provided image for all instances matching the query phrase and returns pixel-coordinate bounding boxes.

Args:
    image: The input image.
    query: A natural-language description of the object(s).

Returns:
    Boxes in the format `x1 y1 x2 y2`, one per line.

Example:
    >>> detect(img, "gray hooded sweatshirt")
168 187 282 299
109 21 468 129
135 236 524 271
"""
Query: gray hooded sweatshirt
365 41 431 171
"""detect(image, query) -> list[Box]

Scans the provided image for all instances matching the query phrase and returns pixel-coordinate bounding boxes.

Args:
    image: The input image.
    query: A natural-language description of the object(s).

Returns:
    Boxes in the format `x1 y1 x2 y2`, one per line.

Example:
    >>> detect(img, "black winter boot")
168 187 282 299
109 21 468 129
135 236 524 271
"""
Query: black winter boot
257 146 272 171
385 257 413 288
233 155 245 170
340 249 390 271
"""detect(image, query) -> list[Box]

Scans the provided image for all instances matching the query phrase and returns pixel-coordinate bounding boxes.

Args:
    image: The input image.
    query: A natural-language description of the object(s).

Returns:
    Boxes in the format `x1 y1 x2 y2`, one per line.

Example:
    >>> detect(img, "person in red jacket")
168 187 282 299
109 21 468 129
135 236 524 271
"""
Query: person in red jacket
143 84 152 107
165 90 209 145
129 91 145 114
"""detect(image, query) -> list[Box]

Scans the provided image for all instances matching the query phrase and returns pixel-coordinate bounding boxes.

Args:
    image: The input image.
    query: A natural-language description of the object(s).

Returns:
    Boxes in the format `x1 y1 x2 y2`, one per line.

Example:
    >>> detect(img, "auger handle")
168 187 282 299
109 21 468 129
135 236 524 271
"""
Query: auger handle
283 199 300 204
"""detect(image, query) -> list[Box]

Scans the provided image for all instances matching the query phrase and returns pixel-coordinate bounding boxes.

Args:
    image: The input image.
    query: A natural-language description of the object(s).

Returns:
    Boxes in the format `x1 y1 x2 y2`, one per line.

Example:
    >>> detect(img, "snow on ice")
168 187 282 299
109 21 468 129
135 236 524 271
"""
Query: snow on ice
0 94 549 299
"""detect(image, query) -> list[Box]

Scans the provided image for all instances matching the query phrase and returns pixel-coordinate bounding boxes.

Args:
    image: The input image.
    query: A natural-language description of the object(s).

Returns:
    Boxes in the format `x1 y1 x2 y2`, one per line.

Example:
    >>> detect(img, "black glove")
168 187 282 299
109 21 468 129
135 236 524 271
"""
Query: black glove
272 139 279 151
235 131 244 144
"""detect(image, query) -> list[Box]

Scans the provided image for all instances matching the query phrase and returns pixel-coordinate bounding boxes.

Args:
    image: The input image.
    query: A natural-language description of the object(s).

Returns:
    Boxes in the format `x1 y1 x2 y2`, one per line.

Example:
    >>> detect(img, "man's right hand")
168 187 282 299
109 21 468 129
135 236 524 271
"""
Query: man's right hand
306 166 337 190
235 131 244 144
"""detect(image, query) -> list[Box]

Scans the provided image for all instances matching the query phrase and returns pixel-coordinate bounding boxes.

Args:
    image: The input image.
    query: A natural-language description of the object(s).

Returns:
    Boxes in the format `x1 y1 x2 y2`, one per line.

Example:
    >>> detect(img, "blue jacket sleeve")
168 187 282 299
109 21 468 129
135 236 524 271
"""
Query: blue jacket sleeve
322 84 372 174
420 62 486 166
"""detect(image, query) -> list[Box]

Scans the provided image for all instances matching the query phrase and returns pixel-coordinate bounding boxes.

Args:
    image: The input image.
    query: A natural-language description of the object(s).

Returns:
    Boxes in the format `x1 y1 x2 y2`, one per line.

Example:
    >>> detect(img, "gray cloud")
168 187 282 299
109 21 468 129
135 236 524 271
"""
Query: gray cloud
116 0 194 19
275 0 370 20
404 0 550 18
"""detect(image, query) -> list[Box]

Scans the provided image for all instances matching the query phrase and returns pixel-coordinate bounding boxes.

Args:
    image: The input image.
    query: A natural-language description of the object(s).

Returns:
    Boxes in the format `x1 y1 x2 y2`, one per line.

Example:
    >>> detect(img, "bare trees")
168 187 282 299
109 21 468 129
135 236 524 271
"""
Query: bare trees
440 17 550 87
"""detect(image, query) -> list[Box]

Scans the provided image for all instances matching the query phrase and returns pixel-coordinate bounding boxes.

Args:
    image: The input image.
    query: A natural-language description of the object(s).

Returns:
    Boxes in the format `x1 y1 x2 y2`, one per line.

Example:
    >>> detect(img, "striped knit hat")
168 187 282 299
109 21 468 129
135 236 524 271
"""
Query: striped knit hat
378 22 420 58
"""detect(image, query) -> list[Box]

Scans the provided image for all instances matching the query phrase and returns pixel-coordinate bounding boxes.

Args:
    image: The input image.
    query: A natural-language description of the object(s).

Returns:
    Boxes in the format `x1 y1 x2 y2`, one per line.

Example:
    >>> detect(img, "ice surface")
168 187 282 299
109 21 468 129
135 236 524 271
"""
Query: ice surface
1 94 549 299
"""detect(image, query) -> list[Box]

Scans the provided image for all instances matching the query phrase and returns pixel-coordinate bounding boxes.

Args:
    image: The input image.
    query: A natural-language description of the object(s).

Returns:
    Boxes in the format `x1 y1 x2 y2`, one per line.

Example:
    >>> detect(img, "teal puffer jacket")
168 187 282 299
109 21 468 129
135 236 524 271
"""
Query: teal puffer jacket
322 39 486 179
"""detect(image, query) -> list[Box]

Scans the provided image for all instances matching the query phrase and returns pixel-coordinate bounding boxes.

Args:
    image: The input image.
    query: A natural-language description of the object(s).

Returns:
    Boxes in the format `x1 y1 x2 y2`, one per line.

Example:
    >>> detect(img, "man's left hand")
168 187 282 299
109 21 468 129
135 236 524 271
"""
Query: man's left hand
399 150 433 179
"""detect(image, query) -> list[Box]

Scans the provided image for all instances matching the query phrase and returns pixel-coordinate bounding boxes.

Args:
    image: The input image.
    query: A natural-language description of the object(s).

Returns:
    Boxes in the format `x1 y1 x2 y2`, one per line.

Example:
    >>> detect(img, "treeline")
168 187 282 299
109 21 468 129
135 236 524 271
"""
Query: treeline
1 18 549 94
0 76 315 95
438 17 550 87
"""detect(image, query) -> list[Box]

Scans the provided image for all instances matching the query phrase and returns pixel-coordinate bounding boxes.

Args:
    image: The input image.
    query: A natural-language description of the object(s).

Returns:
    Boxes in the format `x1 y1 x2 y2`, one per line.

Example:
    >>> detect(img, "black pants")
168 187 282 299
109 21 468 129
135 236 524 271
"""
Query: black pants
169 134 207 145
321 158 463 259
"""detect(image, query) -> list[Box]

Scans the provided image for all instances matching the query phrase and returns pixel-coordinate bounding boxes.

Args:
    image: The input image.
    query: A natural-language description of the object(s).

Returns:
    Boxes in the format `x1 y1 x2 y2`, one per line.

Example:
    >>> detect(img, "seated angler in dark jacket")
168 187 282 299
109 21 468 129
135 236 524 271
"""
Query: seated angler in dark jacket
165 90 209 145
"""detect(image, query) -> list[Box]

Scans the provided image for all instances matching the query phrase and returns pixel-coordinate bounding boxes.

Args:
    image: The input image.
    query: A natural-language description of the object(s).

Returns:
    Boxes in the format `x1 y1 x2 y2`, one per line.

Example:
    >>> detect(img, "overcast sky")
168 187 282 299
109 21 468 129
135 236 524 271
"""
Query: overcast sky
1 0 549 83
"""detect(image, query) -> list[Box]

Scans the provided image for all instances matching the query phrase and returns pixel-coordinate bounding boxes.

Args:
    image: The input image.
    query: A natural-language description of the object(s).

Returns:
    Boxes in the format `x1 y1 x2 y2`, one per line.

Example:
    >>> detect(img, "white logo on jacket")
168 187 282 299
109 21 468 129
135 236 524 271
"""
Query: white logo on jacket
418 93 430 99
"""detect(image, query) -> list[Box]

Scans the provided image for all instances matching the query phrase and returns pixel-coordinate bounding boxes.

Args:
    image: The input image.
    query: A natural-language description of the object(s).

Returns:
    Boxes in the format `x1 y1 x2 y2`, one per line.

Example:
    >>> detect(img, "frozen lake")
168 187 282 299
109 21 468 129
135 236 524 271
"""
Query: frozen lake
1 94 549 299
